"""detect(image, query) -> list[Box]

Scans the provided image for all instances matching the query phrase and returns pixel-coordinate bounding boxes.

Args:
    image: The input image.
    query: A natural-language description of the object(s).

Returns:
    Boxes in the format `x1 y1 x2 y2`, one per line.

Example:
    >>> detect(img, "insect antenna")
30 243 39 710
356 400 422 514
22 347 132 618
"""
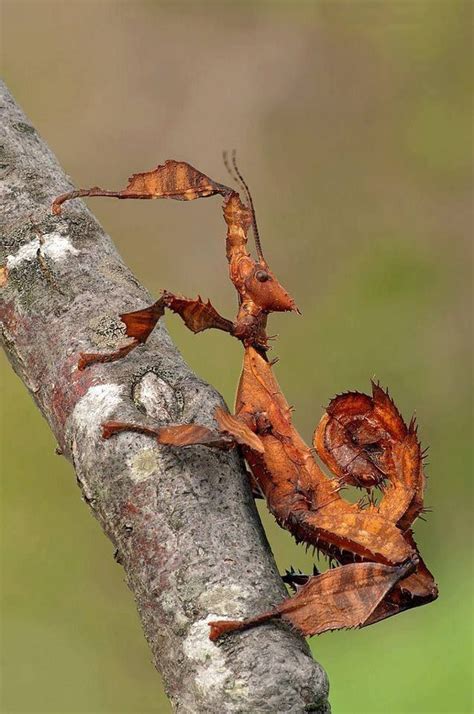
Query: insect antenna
223 150 251 205
223 149 241 188
222 151 251 223
232 151 265 262
222 149 265 262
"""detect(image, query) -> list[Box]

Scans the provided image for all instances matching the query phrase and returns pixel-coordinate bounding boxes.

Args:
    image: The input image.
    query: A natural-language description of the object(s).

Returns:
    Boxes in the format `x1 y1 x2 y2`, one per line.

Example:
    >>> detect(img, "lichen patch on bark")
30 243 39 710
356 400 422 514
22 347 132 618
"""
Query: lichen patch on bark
72 383 124 441
128 447 161 482
6 226 78 269
87 313 128 349
198 583 252 616
183 615 234 695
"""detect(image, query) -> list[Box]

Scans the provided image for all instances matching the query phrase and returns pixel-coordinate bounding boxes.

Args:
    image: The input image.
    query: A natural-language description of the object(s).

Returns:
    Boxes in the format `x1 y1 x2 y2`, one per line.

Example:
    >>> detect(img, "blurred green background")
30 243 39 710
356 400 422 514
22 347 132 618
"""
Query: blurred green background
2 2 472 713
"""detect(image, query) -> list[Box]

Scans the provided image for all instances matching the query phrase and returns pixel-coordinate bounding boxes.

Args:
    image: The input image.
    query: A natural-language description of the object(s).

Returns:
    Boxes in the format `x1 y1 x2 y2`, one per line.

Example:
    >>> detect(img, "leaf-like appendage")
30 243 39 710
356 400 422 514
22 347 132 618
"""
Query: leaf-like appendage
157 424 235 450
215 407 265 453
120 300 165 343
102 421 235 451
52 160 232 214
122 160 231 201
313 382 425 528
162 293 234 335
209 559 415 640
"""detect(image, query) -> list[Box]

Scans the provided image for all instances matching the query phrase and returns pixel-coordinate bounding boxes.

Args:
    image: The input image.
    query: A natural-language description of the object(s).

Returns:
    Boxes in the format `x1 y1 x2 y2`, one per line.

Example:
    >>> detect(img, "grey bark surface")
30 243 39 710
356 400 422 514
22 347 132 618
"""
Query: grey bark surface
0 82 330 713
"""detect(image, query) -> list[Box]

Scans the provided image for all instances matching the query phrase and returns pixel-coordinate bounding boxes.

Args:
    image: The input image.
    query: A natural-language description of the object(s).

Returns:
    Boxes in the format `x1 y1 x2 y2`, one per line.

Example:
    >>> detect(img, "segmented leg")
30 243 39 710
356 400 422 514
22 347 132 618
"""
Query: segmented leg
161 292 234 335
209 557 417 641
78 341 142 371
102 407 264 453
102 420 235 450
78 299 165 370
52 160 233 214
78 292 235 370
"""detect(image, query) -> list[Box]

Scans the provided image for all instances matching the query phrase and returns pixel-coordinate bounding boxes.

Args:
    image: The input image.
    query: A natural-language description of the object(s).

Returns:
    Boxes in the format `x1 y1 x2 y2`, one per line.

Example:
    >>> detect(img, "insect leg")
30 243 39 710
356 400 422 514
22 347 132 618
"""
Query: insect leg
102 406 264 454
78 291 236 370
160 292 234 335
209 557 417 641
286 507 414 566
362 534 438 625
52 160 233 214
78 299 165 370
102 420 236 450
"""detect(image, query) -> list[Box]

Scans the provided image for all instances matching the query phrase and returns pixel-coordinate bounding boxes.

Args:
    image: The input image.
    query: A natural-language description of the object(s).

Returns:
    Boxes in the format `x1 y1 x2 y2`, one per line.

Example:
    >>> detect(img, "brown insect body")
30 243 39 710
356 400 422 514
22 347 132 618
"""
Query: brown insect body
52 159 437 642
222 192 297 351
209 345 436 639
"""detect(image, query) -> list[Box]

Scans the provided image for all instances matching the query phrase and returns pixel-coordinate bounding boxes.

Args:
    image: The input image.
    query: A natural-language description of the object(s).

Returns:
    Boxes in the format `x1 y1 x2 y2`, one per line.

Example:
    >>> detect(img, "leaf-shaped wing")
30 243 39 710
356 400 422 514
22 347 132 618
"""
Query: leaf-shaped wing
276 560 414 635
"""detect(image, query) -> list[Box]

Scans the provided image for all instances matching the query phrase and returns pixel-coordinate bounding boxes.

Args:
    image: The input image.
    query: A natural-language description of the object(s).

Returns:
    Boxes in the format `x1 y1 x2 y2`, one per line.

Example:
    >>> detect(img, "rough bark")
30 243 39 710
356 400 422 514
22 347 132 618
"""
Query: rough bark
0 82 330 713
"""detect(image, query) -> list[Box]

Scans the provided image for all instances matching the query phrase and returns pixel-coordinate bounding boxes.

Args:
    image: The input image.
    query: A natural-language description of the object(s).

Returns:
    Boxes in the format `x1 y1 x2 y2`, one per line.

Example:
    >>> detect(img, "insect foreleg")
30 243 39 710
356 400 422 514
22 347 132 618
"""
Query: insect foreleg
159 292 234 335
78 292 236 370
52 160 233 214
77 300 164 369
77 299 165 370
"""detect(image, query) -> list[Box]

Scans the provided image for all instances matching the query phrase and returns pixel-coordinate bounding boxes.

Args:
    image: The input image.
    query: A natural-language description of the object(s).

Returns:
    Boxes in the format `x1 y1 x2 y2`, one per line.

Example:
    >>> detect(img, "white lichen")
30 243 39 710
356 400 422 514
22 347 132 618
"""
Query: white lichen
127 447 160 483
72 383 124 442
159 590 189 629
198 584 251 615
6 227 79 269
226 677 250 702
183 615 234 695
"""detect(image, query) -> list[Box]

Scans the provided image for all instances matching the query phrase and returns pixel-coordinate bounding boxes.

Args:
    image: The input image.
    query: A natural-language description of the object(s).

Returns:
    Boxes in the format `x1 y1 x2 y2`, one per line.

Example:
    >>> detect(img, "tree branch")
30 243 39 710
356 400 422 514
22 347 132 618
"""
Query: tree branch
0 82 329 713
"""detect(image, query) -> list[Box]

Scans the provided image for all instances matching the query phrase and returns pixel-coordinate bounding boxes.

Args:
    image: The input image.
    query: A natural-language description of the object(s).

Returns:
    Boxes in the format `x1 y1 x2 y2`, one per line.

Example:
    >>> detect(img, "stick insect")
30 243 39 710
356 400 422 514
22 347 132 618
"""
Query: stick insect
52 158 438 641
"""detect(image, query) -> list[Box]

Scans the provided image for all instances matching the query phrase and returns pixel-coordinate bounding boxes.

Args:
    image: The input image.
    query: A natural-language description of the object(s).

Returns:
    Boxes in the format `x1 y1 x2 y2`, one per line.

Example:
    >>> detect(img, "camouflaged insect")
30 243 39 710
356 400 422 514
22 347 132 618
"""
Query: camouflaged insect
53 158 438 641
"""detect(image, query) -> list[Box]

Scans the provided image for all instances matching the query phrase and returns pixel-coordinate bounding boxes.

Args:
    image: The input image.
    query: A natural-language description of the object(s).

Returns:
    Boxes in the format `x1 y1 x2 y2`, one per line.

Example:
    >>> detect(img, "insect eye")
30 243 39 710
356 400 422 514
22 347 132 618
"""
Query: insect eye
255 270 270 282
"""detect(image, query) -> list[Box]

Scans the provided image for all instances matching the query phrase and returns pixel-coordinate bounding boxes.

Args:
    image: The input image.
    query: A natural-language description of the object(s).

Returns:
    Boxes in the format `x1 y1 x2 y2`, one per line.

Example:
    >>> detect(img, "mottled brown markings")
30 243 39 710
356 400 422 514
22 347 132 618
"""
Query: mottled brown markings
103 420 235 451
0 265 8 287
52 160 232 215
162 292 234 335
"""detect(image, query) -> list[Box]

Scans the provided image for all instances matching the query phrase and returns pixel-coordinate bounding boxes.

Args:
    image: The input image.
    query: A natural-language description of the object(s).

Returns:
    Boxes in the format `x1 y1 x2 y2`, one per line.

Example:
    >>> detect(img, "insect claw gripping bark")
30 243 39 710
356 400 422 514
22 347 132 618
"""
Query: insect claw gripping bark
52 159 438 642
